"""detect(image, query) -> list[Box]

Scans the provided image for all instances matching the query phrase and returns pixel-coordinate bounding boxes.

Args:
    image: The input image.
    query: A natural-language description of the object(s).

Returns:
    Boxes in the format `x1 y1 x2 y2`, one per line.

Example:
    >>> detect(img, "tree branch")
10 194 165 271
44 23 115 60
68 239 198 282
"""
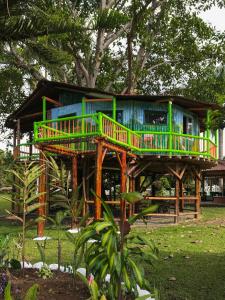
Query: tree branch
103 22 132 50
9 44 43 81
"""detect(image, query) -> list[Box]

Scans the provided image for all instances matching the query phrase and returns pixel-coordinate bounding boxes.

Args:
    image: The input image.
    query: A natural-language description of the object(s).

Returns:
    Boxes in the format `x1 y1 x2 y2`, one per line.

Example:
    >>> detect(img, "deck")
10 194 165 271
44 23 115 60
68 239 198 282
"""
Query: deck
16 112 217 160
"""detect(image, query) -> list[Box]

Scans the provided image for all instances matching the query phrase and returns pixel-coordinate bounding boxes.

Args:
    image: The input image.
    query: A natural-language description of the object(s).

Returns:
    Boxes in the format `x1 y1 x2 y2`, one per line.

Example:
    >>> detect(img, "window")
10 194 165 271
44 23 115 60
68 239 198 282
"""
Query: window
144 110 167 125
97 110 123 124
183 116 193 134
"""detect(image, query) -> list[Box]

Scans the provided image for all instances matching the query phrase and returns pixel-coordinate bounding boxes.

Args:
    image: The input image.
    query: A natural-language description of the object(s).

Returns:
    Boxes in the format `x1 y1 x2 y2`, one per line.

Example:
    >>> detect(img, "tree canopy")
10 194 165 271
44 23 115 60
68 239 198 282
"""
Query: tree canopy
0 0 225 136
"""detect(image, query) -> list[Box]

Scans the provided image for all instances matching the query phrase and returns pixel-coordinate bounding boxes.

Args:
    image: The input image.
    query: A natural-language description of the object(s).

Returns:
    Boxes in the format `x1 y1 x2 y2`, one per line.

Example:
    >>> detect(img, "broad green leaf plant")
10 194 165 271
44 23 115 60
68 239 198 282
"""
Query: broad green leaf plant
71 192 158 300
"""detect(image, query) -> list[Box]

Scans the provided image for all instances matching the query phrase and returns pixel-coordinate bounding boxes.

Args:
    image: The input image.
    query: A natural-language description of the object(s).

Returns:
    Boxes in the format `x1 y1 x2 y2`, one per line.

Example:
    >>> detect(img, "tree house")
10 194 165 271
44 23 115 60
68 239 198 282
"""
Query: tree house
6 80 219 236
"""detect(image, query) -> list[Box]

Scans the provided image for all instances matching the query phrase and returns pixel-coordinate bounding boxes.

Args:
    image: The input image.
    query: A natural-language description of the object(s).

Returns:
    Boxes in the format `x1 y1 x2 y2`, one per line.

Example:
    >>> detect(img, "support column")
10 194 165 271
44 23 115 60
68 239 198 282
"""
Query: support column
82 158 87 217
179 180 184 212
129 176 135 217
95 142 103 219
195 171 201 219
120 152 127 221
37 151 47 237
175 178 180 223
72 156 78 191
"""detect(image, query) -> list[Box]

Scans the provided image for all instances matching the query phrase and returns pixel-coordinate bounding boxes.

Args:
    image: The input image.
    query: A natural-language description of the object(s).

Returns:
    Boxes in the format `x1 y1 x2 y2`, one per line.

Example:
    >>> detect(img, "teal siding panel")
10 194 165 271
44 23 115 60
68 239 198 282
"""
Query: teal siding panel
59 91 83 106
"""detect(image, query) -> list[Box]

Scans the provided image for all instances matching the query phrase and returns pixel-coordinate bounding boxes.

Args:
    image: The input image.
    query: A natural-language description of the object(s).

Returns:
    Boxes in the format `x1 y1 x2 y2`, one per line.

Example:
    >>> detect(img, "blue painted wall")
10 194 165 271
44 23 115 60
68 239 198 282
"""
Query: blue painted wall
50 92 200 135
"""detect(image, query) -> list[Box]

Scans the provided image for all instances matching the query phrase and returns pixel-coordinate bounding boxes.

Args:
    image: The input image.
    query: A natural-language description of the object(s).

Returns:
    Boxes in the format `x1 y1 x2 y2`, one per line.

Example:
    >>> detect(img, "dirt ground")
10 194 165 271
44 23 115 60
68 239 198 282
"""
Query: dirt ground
0 269 89 300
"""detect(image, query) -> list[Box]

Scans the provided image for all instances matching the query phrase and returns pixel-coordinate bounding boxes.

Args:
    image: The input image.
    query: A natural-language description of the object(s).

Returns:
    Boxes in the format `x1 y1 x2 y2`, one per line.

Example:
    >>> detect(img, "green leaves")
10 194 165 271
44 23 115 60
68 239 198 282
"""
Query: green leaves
128 205 159 225
71 196 158 299
121 192 143 204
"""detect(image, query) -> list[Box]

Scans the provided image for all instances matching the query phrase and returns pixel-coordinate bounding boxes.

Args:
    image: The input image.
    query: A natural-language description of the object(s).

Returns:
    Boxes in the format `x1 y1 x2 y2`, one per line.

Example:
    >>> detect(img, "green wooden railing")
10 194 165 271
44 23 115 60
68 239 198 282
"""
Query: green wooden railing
33 112 218 159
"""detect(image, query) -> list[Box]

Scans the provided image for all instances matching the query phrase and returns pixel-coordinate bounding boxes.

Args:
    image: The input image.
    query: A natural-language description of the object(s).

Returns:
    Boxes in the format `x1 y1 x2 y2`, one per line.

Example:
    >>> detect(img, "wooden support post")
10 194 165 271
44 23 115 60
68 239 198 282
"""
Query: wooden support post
175 178 179 224
195 171 201 219
72 156 78 191
120 152 127 221
180 181 184 212
82 158 87 217
37 152 47 237
95 142 103 219
129 176 135 217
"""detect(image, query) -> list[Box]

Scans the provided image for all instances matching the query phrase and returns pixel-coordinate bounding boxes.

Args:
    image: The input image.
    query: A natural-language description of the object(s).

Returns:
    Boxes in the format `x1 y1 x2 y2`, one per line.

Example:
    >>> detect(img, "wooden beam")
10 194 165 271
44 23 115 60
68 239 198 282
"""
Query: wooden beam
167 164 187 181
134 162 152 178
179 164 187 180
37 151 47 237
167 165 180 180
20 112 43 120
102 148 108 164
127 162 141 176
116 152 122 169
95 142 103 219
72 156 78 191
45 96 62 107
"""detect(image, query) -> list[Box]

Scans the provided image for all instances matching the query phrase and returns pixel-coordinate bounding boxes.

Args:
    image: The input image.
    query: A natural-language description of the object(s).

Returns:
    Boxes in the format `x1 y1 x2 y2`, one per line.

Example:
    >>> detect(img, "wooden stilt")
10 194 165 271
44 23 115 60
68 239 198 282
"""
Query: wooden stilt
175 178 179 224
82 158 87 217
180 180 184 212
37 151 47 237
120 152 127 221
95 142 103 219
195 171 201 219
72 156 78 191
129 176 135 217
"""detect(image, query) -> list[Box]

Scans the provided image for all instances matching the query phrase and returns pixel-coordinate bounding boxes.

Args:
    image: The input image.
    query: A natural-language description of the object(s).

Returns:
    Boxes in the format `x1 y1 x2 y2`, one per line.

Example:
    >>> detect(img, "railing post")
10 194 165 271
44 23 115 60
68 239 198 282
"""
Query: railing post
81 97 86 151
128 131 131 147
98 112 103 134
112 97 116 120
168 101 173 156
34 122 38 141
42 96 47 121
206 110 210 158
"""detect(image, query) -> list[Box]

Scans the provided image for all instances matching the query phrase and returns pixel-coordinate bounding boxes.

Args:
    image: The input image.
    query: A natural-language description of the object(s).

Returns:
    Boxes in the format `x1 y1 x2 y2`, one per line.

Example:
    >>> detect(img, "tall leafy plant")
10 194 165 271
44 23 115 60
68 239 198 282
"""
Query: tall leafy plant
48 157 85 229
72 192 158 300
3 161 45 270
48 210 68 271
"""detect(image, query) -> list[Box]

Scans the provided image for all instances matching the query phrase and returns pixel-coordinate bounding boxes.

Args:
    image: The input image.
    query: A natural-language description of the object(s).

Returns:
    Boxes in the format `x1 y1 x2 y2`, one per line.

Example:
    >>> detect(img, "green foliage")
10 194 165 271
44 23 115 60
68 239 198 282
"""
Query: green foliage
3 161 45 269
48 157 85 229
0 0 224 119
0 235 10 267
70 194 158 299
38 265 53 280
4 282 39 300
36 239 47 265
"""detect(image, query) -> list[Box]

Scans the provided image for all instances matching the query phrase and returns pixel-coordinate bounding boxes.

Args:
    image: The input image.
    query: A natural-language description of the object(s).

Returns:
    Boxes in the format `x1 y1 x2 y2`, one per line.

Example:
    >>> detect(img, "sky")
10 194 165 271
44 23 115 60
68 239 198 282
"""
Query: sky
200 7 225 31
1 6 225 151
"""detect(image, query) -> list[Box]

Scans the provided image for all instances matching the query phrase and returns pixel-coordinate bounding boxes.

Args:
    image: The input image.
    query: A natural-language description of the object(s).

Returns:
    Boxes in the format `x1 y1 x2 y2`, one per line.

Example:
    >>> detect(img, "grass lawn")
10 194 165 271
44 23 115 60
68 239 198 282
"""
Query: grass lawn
1 206 225 300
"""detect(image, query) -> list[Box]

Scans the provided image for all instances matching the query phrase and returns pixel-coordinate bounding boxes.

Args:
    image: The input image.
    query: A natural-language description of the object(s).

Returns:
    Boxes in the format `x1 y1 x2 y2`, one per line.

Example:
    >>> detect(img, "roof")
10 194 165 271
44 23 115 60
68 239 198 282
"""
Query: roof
202 160 225 176
6 79 220 131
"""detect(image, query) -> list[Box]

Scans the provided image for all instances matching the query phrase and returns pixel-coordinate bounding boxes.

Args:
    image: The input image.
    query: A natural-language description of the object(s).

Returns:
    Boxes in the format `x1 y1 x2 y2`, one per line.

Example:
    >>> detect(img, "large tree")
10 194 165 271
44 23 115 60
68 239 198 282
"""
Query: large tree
0 0 225 133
